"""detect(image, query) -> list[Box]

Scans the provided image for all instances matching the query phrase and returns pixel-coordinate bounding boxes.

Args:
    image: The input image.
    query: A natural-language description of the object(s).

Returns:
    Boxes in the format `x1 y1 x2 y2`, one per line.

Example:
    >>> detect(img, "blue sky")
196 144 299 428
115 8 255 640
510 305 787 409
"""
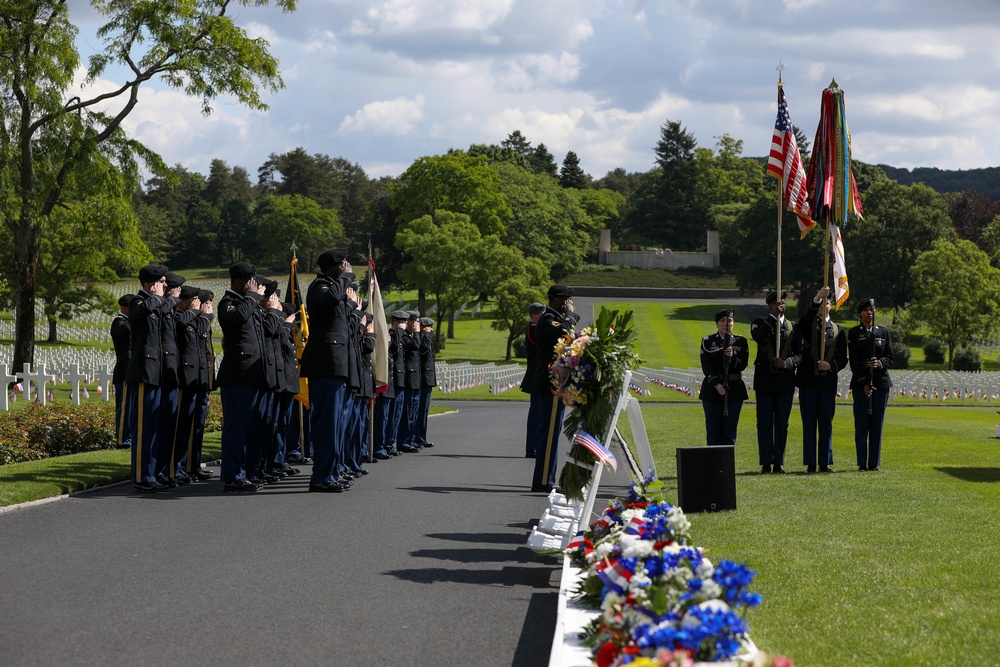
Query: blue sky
68 0 1000 181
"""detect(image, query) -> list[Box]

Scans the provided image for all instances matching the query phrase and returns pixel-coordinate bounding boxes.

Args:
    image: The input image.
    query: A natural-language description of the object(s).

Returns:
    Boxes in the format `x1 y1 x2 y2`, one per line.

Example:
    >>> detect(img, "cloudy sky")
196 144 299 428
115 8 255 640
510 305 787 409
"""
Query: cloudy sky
68 0 1000 182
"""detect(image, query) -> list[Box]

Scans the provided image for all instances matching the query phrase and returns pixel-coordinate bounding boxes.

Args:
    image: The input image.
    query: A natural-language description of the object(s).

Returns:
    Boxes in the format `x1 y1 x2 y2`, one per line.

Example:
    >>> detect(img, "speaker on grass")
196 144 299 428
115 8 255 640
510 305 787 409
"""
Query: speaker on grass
676 445 736 513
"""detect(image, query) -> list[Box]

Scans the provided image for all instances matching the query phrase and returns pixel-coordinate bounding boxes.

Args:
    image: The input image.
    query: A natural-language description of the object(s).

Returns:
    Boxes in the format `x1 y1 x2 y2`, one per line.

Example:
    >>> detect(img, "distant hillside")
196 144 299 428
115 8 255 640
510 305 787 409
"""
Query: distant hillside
875 165 1000 200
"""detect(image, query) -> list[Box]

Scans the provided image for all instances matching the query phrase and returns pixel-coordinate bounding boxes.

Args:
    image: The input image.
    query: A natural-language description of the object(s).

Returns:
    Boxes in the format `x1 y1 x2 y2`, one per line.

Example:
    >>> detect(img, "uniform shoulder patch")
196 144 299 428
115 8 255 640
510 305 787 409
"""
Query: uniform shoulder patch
551 320 561 326
227 305 235 312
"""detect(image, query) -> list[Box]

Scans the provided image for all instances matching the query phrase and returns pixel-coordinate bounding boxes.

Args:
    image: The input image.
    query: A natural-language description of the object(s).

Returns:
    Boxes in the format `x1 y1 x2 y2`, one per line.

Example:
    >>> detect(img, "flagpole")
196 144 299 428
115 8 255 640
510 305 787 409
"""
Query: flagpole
775 67 784 361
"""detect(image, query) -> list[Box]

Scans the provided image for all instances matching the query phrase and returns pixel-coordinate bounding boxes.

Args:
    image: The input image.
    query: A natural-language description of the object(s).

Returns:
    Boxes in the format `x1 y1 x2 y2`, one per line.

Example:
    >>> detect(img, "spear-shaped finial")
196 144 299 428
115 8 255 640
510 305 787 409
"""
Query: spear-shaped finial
828 77 839 89
290 239 298 258
776 60 785 85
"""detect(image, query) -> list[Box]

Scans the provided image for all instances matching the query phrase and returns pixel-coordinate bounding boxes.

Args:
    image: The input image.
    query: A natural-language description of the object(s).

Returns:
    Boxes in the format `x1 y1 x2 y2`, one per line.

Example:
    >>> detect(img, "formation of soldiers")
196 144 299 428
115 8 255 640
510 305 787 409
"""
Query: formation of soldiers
113 252 437 494
701 286 895 474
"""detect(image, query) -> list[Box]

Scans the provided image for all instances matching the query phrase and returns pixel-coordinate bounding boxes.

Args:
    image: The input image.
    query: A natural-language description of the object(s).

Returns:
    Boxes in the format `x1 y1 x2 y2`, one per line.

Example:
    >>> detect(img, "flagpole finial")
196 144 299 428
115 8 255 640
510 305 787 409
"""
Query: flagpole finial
828 77 839 89
290 239 298 258
776 60 784 84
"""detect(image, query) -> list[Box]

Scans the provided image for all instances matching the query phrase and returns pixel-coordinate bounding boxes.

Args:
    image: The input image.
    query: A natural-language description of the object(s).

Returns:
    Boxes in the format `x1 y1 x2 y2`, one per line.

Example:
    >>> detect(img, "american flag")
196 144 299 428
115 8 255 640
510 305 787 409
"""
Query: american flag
596 558 633 595
574 429 617 472
768 84 814 238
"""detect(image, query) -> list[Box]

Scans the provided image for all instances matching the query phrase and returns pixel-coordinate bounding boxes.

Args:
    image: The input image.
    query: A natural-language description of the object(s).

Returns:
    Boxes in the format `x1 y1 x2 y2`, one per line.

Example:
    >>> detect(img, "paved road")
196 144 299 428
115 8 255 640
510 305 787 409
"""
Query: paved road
0 400 632 667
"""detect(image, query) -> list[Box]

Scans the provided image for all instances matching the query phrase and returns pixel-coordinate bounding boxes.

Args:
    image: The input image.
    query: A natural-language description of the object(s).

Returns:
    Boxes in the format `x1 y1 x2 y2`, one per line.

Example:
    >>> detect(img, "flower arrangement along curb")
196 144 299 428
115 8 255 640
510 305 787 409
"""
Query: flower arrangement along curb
551 307 642 500
563 475 795 667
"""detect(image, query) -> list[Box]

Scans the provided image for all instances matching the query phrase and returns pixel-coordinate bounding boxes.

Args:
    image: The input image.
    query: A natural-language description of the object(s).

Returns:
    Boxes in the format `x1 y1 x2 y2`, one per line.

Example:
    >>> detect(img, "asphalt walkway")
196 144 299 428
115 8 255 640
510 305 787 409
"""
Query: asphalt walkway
0 400 632 667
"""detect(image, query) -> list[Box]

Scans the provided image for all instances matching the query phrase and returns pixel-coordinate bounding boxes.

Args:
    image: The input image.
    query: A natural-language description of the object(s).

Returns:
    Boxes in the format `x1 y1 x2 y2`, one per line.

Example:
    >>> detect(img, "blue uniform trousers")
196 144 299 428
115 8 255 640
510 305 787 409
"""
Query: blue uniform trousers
373 394 393 455
389 389 406 449
114 381 133 448
756 391 793 466
532 393 565 487
524 394 541 457
220 384 262 483
172 386 198 477
271 392 294 471
128 382 161 485
155 385 179 479
183 388 211 475
245 390 274 480
398 388 419 445
703 399 742 446
343 393 363 472
415 386 432 443
853 387 889 469
285 401 311 459
309 377 347 485
800 386 836 466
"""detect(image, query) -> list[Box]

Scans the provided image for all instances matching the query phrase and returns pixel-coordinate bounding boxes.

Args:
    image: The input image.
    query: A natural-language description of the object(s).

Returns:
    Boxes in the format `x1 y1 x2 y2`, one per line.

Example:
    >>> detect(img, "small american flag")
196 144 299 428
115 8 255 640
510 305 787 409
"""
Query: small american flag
574 429 617 472
596 558 632 595
768 84 814 238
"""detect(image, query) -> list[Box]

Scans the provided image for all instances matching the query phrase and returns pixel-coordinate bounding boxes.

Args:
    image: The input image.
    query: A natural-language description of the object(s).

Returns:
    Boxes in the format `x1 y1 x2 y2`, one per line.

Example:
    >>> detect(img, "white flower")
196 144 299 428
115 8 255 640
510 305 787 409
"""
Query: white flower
701 580 724 600
681 599 732 628
622 539 655 559
593 541 615 560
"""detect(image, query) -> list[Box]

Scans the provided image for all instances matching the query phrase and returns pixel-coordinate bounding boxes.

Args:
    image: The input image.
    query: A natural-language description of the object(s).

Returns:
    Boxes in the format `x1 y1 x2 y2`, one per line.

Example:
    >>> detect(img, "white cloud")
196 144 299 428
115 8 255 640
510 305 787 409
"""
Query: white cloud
337 94 427 135
365 0 516 33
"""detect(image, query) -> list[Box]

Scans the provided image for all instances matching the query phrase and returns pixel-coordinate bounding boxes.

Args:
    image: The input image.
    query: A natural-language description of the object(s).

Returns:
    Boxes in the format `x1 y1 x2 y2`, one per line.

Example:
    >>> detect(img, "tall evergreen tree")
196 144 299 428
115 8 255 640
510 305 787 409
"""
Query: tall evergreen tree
559 151 589 189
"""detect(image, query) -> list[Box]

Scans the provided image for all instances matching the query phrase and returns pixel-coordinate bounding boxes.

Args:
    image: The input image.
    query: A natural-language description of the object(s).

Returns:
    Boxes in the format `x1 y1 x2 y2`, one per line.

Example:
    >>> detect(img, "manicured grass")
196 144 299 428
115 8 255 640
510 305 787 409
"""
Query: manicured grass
0 433 223 507
561 265 738 288
615 403 1000 666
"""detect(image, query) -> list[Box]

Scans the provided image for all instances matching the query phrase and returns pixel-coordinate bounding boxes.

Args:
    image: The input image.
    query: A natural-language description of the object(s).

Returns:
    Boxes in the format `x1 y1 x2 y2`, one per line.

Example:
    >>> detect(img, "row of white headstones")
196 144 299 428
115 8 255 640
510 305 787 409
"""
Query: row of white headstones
2 363 113 412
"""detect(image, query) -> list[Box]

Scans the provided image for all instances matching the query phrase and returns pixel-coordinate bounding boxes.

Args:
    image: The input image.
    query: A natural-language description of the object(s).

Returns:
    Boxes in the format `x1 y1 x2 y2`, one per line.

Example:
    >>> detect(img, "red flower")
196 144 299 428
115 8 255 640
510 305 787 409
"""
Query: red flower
595 641 620 667
772 657 796 667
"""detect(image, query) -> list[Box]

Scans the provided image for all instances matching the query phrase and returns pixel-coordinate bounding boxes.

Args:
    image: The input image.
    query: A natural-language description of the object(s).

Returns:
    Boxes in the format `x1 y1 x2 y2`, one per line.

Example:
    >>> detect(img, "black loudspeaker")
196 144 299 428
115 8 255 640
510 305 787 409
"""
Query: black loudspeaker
676 446 736 513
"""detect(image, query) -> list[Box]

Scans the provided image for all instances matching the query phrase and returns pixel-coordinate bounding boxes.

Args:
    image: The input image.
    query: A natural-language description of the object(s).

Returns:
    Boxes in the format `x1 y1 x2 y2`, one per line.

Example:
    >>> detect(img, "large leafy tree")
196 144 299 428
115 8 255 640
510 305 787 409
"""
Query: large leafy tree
910 238 1000 369
251 194 344 269
844 181 953 309
1 0 296 371
391 152 511 236
490 259 549 360
36 188 151 342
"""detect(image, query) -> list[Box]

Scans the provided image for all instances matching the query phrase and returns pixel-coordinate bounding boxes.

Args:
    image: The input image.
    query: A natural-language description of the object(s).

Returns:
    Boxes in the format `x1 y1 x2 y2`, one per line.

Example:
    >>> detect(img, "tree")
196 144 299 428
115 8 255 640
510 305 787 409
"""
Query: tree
910 238 1000 369
650 119 705 249
395 210 494 343
251 195 344 268
500 130 533 158
490 260 549 360
946 189 1000 248
530 143 558 177
359 177 407 288
36 187 151 342
391 152 511 236
559 151 590 189
1 0 295 371
845 181 953 309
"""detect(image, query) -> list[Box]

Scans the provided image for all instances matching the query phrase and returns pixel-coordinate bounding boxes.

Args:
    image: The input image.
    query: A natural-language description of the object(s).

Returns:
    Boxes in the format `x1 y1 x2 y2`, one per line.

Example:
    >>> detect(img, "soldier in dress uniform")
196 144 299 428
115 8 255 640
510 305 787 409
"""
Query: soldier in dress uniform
520 302 546 458
126 264 170 492
796 287 847 473
750 290 801 473
172 285 213 483
216 262 269 492
699 309 749 447
111 293 135 449
155 272 185 487
371 308 398 461
299 248 355 493
848 298 894 472
530 285 578 493
397 311 424 453
415 316 437 448
385 310 411 457
185 289 216 481
270 301 300 479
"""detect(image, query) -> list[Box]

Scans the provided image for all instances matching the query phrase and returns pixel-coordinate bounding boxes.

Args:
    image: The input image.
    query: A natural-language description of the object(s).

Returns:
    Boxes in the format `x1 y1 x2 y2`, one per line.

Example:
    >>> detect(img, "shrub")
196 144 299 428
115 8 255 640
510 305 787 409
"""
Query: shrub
953 346 982 372
887 320 910 369
0 402 116 464
923 338 945 364
206 393 223 432
512 335 527 359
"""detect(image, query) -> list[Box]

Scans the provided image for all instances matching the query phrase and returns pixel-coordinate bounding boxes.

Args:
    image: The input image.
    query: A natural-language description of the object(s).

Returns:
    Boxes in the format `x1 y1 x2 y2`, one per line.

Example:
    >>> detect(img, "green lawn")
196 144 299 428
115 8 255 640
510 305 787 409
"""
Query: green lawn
615 404 1000 666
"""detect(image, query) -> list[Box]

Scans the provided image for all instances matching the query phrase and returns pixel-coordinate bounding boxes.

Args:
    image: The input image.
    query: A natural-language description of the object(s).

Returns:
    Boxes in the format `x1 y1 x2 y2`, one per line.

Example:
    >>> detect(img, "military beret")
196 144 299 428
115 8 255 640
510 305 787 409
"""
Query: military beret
765 290 787 304
280 302 296 317
261 278 278 298
165 272 186 289
547 284 574 298
138 264 168 283
179 285 200 300
715 308 734 322
118 294 135 307
391 310 409 320
527 302 546 315
229 262 256 279
858 298 876 313
407 310 420 320
198 289 214 303
317 248 347 270
419 317 434 327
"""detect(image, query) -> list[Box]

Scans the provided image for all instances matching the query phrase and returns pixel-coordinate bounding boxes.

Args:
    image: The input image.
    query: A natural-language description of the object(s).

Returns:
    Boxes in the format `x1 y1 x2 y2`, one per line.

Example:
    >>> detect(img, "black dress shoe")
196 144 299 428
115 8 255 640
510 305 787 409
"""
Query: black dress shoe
374 452 391 460
281 465 300 476
309 483 343 493
133 482 161 493
191 468 214 480
806 465 816 474
157 475 178 489
820 466 833 473
223 479 258 492
531 484 554 493
760 465 771 474
421 442 434 448
352 468 369 476
868 466 879 472
772 466 787 474
525 452 536 458
285 454 304 464
399 444 419 453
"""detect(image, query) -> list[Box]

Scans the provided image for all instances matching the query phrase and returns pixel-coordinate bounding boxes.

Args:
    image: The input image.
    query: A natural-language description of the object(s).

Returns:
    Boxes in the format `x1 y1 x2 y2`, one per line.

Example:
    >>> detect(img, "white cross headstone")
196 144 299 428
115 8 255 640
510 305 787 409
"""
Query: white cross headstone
65 364 89 406
36 365 58 406
91 365 114 403
1 365 18 412
15 363 40 403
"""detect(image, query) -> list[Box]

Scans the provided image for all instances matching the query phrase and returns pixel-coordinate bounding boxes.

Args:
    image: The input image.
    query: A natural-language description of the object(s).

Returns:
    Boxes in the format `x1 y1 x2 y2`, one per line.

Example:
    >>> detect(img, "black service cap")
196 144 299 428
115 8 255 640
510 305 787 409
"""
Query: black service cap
229 262 256 279
547 284 574 298
317 248 347 270
715 308 734 322
138 264 168 284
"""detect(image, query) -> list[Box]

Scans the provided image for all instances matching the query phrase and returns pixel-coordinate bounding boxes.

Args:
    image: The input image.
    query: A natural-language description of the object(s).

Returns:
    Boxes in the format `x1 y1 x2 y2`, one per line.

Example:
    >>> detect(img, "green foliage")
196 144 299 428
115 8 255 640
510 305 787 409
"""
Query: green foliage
910 237 1000 369
252 194 344 268
953 346 982 371
886 318 910 369
0 402 116 464
559 150 590 189
845 180 953 309
923 338 945 364
391 152 511 236
880 163 1000 200
489 265 548 360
